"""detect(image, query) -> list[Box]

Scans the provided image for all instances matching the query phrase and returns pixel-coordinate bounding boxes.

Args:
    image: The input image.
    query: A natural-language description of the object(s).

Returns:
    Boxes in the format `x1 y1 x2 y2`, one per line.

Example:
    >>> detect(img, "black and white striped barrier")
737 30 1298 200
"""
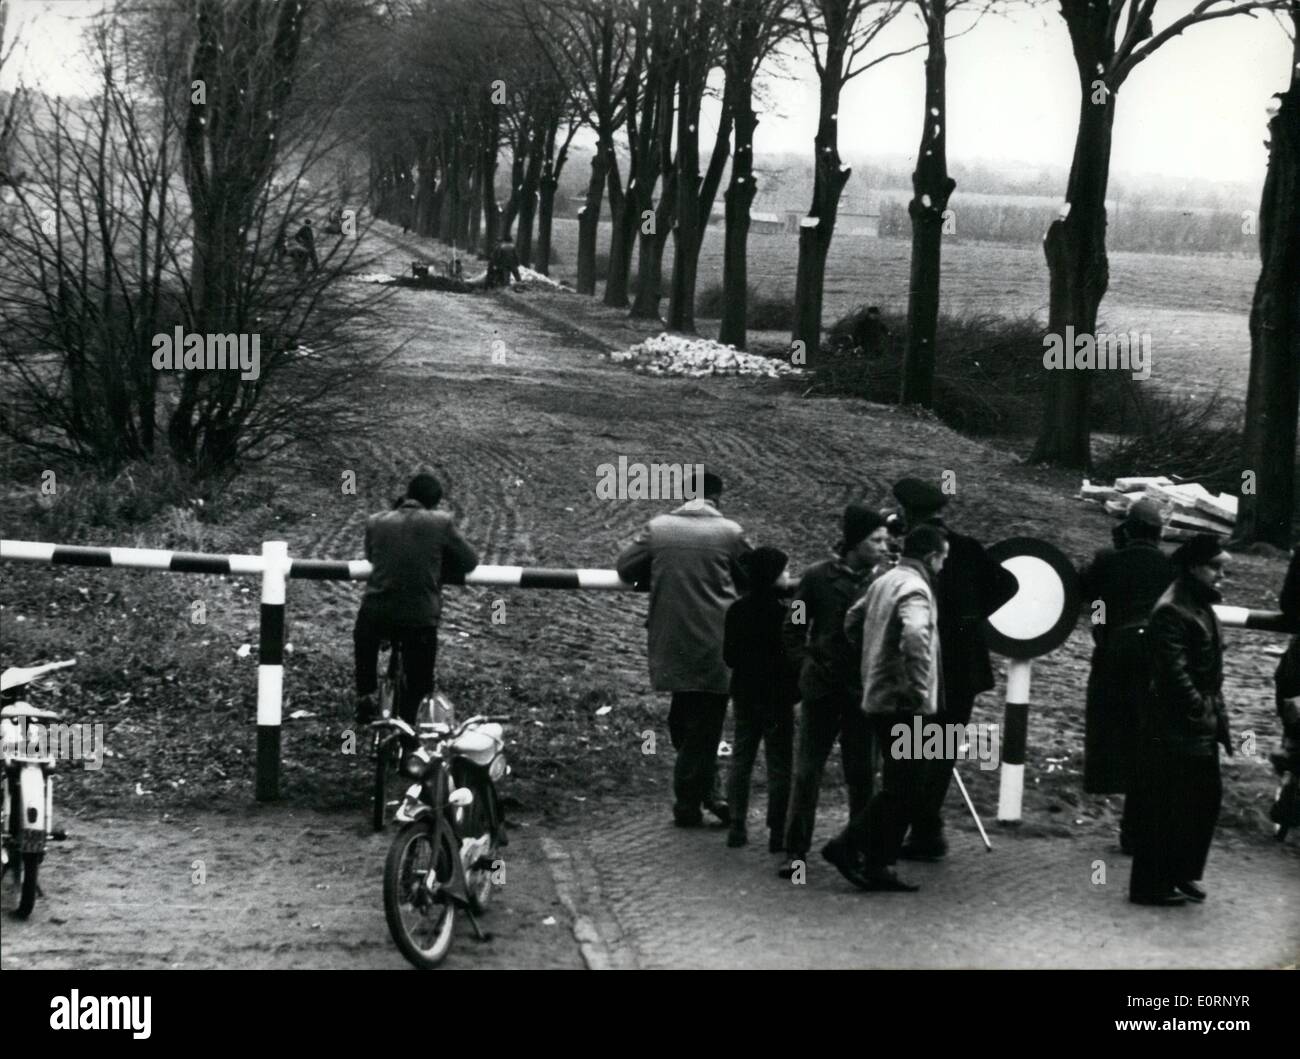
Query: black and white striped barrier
0 538 643 801
2 537 1291 805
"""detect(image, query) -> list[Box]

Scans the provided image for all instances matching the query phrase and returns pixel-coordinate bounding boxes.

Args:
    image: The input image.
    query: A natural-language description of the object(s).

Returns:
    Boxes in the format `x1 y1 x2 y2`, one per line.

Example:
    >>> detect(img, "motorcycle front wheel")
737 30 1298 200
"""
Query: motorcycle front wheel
383 819 456 969
14 851 40 918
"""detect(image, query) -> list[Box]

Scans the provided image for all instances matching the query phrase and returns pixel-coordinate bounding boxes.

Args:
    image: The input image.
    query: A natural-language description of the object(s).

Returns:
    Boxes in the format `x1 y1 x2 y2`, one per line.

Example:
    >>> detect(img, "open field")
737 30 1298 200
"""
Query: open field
544 218 1258 404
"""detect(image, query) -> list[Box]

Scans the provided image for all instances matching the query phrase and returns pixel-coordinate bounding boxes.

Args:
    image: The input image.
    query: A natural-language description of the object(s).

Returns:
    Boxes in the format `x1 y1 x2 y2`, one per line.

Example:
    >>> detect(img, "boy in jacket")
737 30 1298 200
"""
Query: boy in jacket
722 546 800 850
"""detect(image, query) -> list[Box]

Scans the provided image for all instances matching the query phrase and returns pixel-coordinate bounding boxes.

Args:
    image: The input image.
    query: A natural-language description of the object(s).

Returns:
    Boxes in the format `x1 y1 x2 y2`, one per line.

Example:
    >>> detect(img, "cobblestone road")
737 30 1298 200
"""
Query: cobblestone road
546 798 1300 970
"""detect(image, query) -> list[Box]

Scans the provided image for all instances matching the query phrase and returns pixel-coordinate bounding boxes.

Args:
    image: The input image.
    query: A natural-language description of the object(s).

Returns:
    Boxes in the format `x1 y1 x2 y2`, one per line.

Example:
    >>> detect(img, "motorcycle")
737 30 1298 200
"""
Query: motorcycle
380 708 509 969
1 659 75 918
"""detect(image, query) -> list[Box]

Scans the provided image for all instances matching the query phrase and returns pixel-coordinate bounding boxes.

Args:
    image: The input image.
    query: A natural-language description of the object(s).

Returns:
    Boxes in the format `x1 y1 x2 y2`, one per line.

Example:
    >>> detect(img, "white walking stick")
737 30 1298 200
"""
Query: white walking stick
951 758 992 852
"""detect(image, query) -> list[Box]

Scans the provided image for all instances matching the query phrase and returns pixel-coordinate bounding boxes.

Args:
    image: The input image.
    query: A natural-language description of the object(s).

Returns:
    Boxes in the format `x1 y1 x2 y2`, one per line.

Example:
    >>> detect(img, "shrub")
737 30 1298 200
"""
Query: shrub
810 307 1139 438
695 283 797 331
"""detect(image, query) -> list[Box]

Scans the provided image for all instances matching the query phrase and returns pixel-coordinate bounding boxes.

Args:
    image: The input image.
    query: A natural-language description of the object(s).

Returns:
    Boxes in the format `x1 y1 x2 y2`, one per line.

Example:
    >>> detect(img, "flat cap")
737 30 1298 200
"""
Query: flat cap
1125 496 1167 528
892 477 948 514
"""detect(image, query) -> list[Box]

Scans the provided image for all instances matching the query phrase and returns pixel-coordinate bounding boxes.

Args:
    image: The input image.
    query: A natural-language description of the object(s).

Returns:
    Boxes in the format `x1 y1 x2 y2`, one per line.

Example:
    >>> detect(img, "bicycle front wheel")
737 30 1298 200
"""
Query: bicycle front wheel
383 819 456 969
372 733 403 832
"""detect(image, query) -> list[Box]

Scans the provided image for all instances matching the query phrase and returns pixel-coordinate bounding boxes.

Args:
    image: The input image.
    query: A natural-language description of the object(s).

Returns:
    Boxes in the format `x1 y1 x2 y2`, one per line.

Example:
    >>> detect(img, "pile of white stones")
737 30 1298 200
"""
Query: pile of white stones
608 332 802 379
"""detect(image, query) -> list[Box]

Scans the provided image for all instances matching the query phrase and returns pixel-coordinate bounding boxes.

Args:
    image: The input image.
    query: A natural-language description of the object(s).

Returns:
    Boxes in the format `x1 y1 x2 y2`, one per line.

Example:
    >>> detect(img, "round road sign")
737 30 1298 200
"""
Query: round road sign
983 537 1082 660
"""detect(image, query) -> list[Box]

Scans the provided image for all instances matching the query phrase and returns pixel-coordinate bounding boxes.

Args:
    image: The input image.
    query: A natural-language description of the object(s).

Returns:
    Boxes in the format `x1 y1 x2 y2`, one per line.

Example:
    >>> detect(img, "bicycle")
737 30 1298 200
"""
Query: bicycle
369 641 408 832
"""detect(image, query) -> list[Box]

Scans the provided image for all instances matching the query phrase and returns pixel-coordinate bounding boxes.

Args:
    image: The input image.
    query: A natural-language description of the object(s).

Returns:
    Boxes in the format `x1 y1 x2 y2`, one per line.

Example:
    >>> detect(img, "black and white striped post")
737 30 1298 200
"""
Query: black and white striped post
256 541 289 802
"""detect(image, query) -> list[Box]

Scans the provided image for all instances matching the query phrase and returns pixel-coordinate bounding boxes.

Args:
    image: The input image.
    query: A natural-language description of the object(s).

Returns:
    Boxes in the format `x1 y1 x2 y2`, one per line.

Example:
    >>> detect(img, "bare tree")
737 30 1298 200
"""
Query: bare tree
717 0 794 348
1238 2 1300 546
1032 0 1287 468
790 0 914 361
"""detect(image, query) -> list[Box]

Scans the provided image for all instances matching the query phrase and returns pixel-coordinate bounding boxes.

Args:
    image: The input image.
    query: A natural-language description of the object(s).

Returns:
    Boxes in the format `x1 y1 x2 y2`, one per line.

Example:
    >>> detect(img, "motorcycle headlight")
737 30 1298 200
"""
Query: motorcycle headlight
403 747 432 778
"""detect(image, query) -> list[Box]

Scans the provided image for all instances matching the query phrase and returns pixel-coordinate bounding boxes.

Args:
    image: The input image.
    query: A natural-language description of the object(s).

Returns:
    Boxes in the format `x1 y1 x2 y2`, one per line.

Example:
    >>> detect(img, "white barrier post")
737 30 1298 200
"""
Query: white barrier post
256 541 288 802
997 658 1032 823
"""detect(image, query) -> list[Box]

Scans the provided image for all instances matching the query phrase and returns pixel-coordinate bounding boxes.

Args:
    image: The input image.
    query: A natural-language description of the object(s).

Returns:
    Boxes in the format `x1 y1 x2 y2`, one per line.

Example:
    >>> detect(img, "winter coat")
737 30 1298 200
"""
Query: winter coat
781 555 873 702
848 557 942 717
360 500 479 627
616 499 751 694
929 524 1018 704
1145 574 1229 759
1078 538 1176 792
724 589 800 707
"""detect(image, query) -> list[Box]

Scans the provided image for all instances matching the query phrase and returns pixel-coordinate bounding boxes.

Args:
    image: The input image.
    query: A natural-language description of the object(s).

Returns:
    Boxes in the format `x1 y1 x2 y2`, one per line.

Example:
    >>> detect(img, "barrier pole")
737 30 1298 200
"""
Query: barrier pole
997 658 1032 823
256 541 288 801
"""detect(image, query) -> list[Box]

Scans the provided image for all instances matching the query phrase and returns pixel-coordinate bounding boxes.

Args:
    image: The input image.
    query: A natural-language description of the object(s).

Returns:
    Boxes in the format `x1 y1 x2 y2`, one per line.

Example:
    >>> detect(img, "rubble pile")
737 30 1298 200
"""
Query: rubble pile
1079 475 1237 540
608 333 803 379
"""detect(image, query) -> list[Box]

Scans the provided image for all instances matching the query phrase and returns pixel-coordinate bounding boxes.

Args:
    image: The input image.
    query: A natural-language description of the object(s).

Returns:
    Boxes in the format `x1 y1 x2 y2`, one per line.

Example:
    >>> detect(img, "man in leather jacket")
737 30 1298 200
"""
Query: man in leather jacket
1128 534 1231 906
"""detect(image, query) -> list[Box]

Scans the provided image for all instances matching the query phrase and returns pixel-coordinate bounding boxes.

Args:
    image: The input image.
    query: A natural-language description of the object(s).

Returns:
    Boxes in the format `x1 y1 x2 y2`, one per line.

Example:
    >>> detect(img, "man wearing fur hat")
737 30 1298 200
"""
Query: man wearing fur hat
1078 497 1176 852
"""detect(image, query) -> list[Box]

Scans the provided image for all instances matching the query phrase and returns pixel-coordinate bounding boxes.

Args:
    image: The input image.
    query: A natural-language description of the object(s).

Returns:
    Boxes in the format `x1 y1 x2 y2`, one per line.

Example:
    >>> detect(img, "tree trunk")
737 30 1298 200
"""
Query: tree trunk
900 4 954 406
516 117 547 265
1031 87 1115 468
576 147 607 294
719 90 756 349
603 134 634 307
791 49 849 363
1238 41 1300 546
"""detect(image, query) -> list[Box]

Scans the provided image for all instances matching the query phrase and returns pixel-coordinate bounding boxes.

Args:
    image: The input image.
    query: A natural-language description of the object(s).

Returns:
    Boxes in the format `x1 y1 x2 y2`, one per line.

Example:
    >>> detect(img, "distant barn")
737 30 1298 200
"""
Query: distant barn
708 208 783 233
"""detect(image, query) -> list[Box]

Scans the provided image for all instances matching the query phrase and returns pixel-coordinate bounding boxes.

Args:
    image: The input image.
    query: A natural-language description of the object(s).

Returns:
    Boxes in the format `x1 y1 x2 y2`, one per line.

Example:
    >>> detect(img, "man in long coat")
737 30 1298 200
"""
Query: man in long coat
617 471 751 827
1078 497 1176 852
1128 534 1232 906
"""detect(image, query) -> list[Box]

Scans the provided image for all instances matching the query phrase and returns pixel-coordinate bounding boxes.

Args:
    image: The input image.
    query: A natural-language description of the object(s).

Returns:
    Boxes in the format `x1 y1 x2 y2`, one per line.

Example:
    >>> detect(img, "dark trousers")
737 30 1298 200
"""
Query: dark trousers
353 611 438 727
668 692 729 818
783 689 875 856
725 689 794 834
908 690 977 846
1129 750 1221 899
845 714 929 872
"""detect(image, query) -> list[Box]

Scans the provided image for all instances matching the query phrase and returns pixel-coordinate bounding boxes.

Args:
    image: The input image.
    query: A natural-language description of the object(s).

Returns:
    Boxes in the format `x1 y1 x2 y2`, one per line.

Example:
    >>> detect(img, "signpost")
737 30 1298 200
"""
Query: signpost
984 538 1083 824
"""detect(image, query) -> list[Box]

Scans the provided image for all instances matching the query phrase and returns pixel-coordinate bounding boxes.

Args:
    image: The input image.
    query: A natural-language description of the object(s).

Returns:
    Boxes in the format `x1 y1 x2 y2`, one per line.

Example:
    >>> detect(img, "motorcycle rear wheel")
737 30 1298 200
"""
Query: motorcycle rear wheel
383 820 456 969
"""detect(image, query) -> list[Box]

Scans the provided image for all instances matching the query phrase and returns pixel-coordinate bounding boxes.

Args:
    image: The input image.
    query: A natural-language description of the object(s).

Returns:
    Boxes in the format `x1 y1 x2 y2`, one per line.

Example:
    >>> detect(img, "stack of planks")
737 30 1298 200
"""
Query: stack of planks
1079 476 1237 541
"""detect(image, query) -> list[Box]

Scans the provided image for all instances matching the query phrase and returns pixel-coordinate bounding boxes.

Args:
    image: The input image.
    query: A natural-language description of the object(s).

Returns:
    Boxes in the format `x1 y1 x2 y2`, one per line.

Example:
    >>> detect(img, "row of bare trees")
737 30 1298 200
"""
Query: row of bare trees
1 0 391 481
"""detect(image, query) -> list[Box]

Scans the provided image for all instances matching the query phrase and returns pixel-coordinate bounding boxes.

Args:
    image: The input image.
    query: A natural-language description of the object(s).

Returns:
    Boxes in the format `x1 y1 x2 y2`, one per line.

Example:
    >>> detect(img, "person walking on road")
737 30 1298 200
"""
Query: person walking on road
617 471 751 828
891 477 1016 861
1128 534 1232 907
722 546 800 850
1078 497 1176 853
828 525 949 892
776 504 891 879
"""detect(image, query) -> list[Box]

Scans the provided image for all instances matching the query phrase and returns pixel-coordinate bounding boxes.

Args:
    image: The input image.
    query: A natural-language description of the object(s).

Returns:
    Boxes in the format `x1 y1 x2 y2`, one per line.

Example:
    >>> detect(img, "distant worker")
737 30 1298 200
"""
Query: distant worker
487 237 522 289
293 218 319 274
852 306 890 356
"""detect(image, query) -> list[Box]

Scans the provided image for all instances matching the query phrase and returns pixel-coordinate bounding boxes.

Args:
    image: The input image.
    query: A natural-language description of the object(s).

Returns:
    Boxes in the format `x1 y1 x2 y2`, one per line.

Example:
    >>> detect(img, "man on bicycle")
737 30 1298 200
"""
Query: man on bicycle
354 471 479 732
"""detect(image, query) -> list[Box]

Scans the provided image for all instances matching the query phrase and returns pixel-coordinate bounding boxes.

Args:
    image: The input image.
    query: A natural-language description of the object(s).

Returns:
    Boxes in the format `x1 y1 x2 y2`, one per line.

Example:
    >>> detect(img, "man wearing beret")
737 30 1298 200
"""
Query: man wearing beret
1128 534 1232 906
891 476 1018 860
617 470 752 828
1078 497 1176 853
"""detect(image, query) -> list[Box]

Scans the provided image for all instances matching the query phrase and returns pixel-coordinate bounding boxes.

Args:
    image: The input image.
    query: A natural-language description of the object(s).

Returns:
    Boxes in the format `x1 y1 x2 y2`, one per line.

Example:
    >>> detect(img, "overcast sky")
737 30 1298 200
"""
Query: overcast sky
4 0 1294 193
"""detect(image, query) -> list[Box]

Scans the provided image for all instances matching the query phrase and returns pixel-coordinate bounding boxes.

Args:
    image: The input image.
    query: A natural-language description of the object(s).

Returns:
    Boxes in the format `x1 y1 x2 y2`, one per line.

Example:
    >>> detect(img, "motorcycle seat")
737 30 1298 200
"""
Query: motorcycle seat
1 703 61 721
450 723 503 766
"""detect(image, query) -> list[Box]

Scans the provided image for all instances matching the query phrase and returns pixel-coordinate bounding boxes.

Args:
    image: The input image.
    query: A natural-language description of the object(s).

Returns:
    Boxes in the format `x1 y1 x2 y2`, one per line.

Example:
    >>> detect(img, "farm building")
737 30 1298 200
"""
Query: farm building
706 207 786 233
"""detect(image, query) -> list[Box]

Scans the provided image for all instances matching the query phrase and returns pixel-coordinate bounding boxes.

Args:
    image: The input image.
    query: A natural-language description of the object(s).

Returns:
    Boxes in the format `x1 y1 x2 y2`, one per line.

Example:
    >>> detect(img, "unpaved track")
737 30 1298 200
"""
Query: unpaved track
0 809 583 970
